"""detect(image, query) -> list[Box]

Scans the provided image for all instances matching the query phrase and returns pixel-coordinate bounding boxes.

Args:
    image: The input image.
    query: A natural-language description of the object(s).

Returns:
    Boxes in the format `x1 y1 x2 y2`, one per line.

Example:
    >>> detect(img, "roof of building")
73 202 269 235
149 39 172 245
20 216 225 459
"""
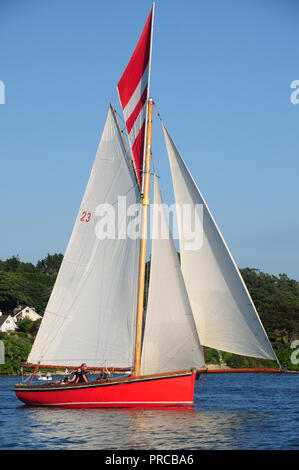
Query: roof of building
12 306 40 318
0 315 11 327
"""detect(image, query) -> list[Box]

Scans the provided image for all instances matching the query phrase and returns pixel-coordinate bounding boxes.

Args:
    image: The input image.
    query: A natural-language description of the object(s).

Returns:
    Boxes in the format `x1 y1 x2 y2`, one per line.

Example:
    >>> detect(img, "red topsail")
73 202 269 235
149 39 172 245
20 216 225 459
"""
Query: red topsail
117 7 154 187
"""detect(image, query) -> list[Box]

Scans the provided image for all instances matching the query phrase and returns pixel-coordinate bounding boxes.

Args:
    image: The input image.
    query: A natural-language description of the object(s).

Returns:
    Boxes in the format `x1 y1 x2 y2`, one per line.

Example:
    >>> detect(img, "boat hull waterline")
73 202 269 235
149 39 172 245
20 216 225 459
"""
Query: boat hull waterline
15 370 196 408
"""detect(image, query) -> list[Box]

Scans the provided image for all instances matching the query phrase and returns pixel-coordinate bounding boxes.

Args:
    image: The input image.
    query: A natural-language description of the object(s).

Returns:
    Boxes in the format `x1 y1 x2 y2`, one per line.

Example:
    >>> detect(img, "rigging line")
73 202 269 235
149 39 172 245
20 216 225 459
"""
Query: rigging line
107 183 141 209
110 97 129 136
150 102 162 180
153 101 163 123
115 108 125 124
151 157 160 179
135 168 157 177
146 132 159 180
114 108 128 136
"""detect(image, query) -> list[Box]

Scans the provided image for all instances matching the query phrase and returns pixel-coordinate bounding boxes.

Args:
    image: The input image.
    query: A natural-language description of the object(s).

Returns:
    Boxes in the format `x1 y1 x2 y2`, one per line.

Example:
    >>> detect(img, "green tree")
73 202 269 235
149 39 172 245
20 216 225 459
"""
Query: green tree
4 255 20 272
0 333 32 375
17 318 41 335
0 270 55 314
204 347 221 365
36 253 63 275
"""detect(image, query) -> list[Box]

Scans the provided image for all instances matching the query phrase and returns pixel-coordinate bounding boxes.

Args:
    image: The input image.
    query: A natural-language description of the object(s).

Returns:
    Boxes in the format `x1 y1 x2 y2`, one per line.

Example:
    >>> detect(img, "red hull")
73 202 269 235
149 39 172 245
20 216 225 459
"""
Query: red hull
15 370 196 408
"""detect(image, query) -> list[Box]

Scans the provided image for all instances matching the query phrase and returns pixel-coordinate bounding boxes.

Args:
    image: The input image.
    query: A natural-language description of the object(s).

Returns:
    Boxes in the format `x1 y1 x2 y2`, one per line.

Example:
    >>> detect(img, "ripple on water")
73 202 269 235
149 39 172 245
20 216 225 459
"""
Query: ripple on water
0 374 298 449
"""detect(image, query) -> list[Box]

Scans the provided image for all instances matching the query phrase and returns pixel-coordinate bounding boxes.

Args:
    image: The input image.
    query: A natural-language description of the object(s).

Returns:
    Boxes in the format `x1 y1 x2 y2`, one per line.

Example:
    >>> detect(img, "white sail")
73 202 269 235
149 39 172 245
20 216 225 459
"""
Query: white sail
162 123 277 361
141 175 205 375
28 106 140 368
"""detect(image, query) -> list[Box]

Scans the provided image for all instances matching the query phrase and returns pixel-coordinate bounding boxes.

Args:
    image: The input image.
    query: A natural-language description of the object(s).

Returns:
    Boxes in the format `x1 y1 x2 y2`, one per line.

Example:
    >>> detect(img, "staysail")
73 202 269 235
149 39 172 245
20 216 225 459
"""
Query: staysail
162 123 277 361
141 175 205 375
117 5 154 188
28 106 140 368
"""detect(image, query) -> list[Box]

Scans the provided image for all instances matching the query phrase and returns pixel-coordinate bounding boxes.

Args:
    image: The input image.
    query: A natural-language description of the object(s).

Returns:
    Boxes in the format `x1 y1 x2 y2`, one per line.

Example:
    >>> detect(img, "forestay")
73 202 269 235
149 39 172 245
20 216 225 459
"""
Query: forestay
141 176 205 375
162 124 277 361
28 107 140 368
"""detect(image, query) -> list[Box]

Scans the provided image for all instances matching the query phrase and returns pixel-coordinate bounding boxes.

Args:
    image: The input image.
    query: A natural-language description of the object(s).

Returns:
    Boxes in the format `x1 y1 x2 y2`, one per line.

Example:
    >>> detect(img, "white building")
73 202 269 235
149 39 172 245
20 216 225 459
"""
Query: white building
12 305 42 323
0 313 18 333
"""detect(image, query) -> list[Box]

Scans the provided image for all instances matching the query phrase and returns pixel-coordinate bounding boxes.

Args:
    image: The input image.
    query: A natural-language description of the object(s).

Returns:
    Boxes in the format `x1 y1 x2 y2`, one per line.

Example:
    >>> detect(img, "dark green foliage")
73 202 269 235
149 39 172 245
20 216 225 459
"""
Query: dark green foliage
0 254 62 314
0 271 54 314
36 253 64 276
17 318 41 335
204 347 221 365
221 351 277 369
0 332 33 375
203 268 299 370
276 347 299 371
240 268 299 342
0 254 298 373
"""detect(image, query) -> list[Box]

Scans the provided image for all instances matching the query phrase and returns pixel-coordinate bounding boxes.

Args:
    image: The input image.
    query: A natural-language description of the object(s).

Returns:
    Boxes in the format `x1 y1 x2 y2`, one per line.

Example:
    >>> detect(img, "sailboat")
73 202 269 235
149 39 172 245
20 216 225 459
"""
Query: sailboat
15 4 278 408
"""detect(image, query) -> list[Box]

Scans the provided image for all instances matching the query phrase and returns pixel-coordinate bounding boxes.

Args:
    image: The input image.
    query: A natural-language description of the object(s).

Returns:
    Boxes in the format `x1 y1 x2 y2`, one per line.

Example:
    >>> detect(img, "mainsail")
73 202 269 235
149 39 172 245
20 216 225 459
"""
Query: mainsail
141 176 205 375
162 123 277 361
28 107 140 368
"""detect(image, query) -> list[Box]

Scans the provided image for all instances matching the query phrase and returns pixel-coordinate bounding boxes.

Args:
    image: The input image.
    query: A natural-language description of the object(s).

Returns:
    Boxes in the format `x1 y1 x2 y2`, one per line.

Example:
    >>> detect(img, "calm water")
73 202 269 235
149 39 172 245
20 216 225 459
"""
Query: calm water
0 373 298 450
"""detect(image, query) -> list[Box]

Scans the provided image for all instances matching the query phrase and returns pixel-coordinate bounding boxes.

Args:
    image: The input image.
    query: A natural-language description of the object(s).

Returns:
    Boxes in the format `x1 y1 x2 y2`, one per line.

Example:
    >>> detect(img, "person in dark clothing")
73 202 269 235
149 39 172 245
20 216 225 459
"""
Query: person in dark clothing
70 363 89 384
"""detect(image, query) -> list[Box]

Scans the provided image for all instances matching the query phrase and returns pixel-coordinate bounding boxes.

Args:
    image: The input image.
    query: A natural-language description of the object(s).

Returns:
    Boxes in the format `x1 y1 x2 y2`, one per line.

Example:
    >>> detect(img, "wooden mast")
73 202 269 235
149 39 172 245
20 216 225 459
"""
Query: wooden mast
134 97 154 377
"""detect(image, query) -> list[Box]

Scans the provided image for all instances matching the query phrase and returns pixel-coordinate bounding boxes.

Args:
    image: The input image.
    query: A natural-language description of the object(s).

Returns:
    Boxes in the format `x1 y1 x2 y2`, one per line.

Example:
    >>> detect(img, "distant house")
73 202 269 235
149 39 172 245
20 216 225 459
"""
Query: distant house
12 305 42 323
0 313 18 333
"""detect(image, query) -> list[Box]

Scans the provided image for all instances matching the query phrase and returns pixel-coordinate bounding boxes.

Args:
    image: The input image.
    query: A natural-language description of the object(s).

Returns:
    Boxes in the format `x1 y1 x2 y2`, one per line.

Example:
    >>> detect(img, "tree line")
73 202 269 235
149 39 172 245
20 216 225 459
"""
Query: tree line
0 254 63 314
0 254 298 373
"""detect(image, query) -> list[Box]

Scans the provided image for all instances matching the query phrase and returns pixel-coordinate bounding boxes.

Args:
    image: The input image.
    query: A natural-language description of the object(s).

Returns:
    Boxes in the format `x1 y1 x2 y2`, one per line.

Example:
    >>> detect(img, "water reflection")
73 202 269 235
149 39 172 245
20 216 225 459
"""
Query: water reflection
5 373 297 450
14 404 263 450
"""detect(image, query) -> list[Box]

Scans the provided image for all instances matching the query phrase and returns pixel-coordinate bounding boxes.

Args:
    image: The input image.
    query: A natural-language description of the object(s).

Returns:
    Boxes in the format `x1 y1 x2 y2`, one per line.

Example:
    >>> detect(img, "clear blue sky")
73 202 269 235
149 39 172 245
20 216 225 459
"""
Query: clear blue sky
0 0 298 280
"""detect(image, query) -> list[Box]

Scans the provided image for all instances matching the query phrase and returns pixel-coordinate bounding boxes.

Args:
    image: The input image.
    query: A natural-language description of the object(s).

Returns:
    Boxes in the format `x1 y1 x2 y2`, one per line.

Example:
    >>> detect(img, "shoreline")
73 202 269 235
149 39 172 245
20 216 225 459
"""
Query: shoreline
1 364 298 377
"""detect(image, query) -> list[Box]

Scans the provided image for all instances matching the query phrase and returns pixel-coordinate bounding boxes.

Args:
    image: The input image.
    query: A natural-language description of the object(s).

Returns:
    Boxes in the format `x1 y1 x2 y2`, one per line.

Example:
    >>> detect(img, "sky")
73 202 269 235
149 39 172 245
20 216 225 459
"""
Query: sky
0 0 298 280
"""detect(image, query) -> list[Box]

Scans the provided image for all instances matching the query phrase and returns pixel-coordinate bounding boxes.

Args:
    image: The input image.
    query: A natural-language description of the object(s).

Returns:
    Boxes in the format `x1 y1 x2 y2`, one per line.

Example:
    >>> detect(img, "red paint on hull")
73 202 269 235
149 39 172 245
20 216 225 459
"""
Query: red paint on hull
15 371 196 408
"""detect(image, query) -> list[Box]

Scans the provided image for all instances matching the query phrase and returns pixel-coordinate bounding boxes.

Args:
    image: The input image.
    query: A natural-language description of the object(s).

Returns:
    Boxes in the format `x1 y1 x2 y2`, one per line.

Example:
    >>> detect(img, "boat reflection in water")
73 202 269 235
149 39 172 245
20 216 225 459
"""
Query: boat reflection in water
12 373 298 450
17 402 256 450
